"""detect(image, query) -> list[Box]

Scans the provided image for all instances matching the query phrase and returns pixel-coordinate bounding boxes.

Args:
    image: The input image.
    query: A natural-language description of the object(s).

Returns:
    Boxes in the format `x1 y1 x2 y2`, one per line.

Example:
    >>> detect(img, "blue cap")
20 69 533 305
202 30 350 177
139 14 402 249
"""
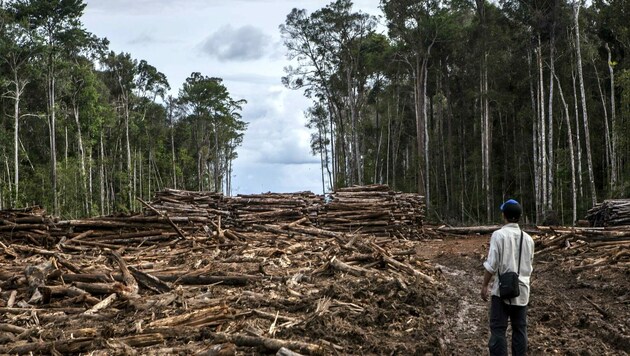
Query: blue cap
500 199 520 211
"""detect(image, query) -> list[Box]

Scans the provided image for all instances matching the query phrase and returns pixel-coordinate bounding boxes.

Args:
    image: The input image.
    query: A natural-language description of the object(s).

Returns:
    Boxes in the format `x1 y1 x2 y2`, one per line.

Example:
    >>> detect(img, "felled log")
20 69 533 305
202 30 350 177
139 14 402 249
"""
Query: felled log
40 285 100 305
114 333 165 348
84 293 117 314
107 250 139 298
129 266 171 293
147 305 233 328
435 225 501 235
0 324 26 334
210 332 326 355
328 256 370 276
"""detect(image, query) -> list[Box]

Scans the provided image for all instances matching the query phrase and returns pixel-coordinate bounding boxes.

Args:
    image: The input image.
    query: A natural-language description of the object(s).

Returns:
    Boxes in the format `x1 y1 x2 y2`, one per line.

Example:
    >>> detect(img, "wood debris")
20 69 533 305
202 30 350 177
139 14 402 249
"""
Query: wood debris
534 225 630 274
0 186 442 355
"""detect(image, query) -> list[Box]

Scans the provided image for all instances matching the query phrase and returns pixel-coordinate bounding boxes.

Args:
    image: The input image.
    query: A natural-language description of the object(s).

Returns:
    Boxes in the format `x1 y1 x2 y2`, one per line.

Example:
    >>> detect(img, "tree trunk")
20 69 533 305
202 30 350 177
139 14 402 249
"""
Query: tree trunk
124 94 132 210
374 95 382 184
318 122 326 195
423 57 431 212
529 51 541 222
555 73 577 225
137 150 141 202
483 53 491 222
73 105 88 215
99 131 105 216
327 104 336 189
88 147 93 213
476 0 491 222
537 39 548 215
548 33 555 212
573 2 597 206
214 122 220 192
347 65 360 185
593 59 612 190
571 67 584 198
170 116 177 189
385 101 391 187
605 43 618 189
48 70 59 216
13 73 23 206
414 56 427 198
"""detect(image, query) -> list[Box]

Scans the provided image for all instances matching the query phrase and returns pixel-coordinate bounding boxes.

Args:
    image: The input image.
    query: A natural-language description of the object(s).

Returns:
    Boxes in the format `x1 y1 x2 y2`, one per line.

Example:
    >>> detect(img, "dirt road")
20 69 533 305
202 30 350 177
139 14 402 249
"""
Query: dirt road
417 234 629 355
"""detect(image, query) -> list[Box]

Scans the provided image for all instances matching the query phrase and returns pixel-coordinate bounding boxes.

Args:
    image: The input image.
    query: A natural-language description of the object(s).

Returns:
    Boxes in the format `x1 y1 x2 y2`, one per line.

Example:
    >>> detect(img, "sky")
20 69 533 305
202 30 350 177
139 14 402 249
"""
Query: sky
82 0 383 195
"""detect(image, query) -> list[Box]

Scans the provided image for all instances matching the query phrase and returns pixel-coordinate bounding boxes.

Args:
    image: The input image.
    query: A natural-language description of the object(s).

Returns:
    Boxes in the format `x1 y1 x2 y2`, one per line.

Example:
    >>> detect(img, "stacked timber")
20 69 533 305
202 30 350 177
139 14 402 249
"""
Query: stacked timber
0 206 56 246
146 185 425 238
227 192 322 228
149 188 231 224
586 199 630 227
0 207 442 355
319 185 425 238
0 205 200 247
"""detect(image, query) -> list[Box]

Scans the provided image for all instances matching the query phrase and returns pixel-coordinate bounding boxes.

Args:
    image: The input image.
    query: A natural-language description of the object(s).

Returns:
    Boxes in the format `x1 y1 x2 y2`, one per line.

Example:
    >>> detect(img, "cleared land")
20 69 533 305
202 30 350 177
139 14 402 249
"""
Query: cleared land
0 189 628 355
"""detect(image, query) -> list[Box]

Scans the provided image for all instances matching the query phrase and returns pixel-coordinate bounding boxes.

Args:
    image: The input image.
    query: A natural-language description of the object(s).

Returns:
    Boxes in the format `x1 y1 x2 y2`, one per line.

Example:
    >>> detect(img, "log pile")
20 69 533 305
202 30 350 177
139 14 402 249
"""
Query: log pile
0 205 441 354
534 226 630 274
227 192 321 228
586 199 630 227
150 188 231 224
144 185 425 239
318 185 425 238
0 204 204 248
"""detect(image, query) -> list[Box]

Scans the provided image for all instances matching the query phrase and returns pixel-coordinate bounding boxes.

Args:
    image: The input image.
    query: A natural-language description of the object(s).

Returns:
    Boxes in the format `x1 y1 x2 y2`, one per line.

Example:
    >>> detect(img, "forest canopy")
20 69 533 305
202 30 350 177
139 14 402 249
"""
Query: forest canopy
0 0 247 217
281 0 630 225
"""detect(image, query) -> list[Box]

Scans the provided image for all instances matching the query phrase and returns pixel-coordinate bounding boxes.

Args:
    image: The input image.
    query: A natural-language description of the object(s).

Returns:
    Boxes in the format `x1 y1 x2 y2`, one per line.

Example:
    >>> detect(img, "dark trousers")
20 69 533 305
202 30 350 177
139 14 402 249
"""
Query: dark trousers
489 296 528 356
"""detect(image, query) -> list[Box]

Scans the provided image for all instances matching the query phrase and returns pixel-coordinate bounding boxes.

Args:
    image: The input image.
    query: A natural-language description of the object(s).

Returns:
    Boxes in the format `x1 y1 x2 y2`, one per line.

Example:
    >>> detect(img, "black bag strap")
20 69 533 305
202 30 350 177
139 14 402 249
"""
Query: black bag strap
517 230 524 275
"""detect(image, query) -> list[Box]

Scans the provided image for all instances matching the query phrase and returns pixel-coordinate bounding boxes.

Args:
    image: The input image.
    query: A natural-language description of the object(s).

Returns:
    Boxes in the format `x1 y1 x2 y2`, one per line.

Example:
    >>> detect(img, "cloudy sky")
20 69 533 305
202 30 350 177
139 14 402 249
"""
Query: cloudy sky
82 0 382 195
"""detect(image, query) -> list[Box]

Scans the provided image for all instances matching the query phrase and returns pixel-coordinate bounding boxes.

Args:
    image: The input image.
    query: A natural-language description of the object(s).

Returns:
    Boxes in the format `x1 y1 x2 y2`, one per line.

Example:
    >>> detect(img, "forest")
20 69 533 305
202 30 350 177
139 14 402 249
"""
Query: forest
0 0 247 217
1 0 630 225
282 0 630 225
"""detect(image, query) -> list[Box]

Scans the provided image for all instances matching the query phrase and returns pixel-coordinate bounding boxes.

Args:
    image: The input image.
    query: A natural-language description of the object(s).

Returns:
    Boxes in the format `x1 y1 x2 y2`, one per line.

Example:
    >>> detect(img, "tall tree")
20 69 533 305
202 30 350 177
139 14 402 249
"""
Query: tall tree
0 6 37 205
382 0 456 212
10 0 91 215
573 0 597 206
282 0 377 188
179 72 246 192
102 51 136 210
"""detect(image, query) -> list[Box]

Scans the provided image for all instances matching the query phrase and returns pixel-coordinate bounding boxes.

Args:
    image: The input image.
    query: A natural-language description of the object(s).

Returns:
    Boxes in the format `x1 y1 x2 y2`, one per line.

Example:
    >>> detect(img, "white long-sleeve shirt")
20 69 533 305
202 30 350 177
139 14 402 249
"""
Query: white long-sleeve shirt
483 223 535 306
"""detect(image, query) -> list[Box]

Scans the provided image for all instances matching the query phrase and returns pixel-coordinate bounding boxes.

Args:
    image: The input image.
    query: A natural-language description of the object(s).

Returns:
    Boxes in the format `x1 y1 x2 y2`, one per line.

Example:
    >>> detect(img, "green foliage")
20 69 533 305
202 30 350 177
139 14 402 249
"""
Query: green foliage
178 72 247 192
0 0 247 216
281 0 630 224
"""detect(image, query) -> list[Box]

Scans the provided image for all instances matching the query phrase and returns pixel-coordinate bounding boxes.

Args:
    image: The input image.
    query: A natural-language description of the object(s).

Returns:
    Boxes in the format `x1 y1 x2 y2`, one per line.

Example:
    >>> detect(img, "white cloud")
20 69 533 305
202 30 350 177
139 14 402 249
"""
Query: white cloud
199 25 272 62
232 162 324 195
83 0 381 195
236 85 317 165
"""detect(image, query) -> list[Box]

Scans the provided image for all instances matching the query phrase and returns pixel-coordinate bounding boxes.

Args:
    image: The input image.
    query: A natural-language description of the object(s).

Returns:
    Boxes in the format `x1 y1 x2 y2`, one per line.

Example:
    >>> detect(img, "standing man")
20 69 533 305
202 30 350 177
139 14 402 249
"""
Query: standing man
481 199 535 355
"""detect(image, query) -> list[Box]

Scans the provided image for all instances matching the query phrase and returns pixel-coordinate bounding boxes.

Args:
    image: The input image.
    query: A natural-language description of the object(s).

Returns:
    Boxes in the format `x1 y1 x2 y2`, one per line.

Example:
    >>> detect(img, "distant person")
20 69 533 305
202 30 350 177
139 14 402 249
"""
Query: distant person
481 199 534 356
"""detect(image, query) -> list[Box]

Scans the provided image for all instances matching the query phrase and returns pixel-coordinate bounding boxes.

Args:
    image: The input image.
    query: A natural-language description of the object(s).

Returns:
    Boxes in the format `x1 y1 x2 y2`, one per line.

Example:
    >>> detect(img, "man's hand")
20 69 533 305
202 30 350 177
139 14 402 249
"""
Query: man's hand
481 284 489 301
481 270 493 302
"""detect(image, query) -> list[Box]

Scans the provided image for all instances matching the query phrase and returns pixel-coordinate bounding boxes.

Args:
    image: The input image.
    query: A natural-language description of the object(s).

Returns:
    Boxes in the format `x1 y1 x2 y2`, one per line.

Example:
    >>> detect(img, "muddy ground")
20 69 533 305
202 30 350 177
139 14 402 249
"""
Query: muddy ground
419 234 629 355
